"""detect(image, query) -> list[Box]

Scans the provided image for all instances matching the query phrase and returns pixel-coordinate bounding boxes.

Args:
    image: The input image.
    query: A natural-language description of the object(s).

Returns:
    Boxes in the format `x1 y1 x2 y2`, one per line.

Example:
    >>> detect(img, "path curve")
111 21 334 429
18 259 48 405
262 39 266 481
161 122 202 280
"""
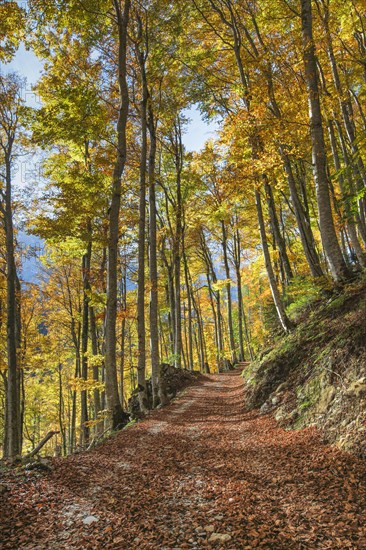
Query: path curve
1 369 366 549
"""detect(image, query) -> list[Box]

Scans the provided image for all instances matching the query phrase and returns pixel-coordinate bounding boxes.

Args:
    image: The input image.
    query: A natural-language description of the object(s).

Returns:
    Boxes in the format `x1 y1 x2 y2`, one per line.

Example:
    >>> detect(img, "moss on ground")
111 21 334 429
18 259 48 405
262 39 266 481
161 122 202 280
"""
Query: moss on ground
243 278 366 456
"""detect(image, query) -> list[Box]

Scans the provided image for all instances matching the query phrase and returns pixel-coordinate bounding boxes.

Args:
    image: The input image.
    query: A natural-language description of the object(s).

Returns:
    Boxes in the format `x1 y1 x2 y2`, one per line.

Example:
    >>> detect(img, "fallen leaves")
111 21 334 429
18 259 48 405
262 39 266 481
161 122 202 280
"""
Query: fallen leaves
1 370 366 549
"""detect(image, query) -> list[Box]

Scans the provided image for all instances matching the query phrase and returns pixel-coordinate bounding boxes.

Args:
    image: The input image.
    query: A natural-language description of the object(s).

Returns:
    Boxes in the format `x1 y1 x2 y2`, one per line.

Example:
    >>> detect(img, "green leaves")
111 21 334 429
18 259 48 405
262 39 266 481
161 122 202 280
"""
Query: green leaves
0 2 25 62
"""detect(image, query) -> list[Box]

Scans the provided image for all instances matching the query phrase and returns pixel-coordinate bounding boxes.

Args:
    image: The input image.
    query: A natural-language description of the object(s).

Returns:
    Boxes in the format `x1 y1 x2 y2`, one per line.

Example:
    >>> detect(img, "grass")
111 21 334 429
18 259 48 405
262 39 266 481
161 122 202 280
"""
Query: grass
244 277 366 436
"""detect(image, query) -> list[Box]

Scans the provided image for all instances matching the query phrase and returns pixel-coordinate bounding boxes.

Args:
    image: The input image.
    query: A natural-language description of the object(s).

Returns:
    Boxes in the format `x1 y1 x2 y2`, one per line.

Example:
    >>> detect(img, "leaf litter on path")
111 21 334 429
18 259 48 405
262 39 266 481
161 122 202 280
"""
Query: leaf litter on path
1 370 366 549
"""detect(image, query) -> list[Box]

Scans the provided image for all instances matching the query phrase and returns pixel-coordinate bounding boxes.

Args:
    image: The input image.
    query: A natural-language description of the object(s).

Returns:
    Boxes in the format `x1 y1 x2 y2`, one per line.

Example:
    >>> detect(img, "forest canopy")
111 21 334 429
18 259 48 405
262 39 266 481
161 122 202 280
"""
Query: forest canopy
1 0 366 459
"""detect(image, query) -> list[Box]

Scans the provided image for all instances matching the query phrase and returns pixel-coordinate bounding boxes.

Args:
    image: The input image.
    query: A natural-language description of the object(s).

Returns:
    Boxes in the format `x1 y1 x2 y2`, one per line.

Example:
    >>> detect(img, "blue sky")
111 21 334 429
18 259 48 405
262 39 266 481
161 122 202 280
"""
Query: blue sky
6 42 43 82
6 45 218 151
5 45 218 282
183 107 219 151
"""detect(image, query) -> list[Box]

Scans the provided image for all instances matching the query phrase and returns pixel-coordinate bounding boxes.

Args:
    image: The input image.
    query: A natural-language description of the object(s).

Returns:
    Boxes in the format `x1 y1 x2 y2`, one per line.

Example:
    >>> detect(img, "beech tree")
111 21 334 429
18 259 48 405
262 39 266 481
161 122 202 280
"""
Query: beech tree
105 0 131 429
0 73 25 458
300 0 351 282
1 0 366 458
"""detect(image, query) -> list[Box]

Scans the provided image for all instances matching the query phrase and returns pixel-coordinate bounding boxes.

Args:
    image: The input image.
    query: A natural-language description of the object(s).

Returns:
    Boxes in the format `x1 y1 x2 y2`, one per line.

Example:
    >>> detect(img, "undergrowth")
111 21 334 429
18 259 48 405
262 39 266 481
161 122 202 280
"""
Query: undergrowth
243 277 366 456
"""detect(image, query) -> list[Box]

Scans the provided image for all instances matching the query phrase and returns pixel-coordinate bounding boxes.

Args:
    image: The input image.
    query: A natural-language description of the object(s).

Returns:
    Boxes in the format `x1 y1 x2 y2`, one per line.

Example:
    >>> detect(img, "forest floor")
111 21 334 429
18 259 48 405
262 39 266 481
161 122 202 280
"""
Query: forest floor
1 369 366 549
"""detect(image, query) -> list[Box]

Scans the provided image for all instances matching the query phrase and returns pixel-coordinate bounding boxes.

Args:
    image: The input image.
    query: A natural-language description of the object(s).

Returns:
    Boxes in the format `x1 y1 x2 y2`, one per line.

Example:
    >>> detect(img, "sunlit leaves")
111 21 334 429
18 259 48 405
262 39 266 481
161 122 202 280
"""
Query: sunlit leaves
0 2 25 62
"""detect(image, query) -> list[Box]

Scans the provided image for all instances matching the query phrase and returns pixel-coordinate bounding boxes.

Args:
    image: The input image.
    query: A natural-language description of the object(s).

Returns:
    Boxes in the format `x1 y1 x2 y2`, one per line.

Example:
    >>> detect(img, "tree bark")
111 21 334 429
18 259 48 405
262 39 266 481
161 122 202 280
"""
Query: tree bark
264 180 293 284
300 0 350 282
89 306 102 434
3 155 21 458
25 431 60 459
327 120 366 267
280 148 324 277
136 33 148 411
105 0 131 429
221 221 237 364
80 245 91 446
321 4 366 225
255 189 293 333
172 121 184 371
183 245 194 370
148 107 165 407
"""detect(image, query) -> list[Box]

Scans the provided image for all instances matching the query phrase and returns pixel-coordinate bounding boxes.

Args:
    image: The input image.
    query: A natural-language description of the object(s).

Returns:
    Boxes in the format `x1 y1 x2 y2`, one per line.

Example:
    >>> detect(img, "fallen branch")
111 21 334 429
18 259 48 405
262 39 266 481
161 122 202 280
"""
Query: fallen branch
25 431 60 459
86 427 113 451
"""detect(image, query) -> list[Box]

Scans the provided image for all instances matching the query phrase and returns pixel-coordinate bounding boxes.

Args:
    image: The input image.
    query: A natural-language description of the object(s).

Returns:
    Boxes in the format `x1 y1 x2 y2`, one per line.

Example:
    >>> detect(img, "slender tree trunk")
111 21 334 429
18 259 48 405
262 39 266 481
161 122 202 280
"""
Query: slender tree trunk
183 247 194 370
58 363 66 456
194 290 207 372
15 273 23 454
233 228 245 362
300 0 350 282
3 156 21 458
164 276 175 357
334 119 366 246
69 356 79 453
89 306 102 435
242 299 254 361
136 38 148 411
264 180 293 284
322 6 366 224
207 270 220 368
105 0 131 429
159 314 169 361
255 189 293 332
221 221 237 364
173 121 184 371
80 247 91 446
327 120 366 267
280 149 324 277
182 301 188 369
119 258 127 409
201 231 224 369
186 259 205 371
148 108 165 406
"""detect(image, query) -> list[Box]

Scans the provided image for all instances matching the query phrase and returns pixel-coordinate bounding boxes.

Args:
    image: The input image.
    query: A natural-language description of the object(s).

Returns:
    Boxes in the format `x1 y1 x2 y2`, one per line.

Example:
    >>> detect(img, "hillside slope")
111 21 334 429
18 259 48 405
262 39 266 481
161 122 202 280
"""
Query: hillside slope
244 278 366 456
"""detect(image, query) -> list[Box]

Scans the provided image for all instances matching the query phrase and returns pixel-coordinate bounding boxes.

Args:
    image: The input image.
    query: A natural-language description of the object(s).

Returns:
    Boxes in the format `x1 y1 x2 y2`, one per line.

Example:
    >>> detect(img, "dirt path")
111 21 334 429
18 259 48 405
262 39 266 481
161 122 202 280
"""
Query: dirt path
2 369 366 549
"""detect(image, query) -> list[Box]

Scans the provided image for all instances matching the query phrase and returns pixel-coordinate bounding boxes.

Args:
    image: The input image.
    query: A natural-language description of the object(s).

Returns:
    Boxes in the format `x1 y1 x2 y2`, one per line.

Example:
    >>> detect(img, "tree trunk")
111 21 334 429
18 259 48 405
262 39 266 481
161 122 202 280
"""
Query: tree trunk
322 6 366 225
233 227 248 362
264 180 293 284
221 221 237 364
136 39 148 411
300 0 350 282
148 108 165 407
327 119 366 267
69 358 79 453
4 156 21 458
166 277 175 356
185 257 205 371
183 246 194 370
255 189 293 332
194 290 207 372
280 148 324 277
105 0 131 429
334 119 366 246
200 230 224 369
58 363 67 456
89 306 102 434
119 257 127 409
173 121 184 371
80 246 91 446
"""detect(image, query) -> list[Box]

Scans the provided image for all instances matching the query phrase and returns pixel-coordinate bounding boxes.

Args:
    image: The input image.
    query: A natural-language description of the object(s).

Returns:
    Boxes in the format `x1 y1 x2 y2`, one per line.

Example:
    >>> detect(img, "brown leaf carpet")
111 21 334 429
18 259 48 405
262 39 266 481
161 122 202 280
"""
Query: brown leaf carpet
1 369 366 549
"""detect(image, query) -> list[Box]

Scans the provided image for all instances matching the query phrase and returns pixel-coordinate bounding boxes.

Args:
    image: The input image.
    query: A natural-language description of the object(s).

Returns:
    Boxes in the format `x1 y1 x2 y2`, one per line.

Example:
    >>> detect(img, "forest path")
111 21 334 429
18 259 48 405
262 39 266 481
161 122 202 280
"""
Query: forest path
2 368 366 549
